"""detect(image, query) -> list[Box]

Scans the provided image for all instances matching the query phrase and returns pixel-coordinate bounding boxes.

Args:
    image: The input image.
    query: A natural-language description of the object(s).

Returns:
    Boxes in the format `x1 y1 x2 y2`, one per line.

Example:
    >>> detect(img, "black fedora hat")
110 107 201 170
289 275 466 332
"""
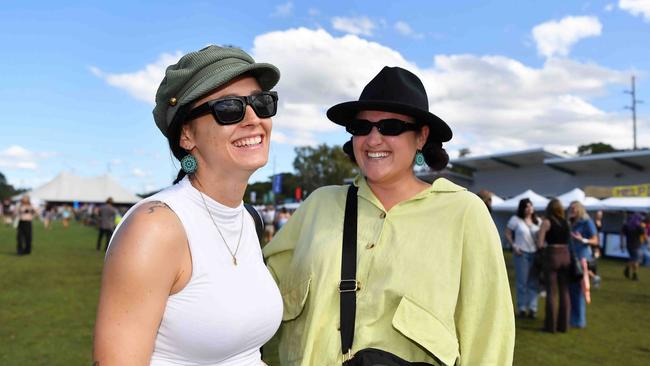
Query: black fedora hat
327 66 452 142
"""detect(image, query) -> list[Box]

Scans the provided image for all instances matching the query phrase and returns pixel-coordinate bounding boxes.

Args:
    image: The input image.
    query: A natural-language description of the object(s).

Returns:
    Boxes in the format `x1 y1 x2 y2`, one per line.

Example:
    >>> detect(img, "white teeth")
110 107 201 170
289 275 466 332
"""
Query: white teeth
367 151 389 158
233 135 262 147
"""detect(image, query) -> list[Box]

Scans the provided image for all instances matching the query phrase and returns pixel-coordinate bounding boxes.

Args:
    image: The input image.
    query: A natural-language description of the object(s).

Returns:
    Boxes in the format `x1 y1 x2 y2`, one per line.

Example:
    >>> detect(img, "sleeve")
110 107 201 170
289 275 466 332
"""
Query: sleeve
262 201 308 285
455 195 515 366
585 219 597 239
506 216 517 231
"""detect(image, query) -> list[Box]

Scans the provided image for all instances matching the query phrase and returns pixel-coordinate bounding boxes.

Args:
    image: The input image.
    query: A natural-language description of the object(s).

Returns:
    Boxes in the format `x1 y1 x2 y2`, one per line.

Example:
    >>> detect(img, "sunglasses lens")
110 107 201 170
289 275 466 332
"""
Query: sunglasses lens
252 93 277 118
378 119 406 136
346 120 373 136
213 99 245 124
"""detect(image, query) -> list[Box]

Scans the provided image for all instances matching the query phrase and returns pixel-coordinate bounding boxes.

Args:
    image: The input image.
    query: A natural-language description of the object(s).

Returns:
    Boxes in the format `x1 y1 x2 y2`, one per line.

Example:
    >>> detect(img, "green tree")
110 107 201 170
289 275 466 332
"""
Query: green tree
577 142 619 156
293 144 358 195
245 172 301 204
0 172 22 200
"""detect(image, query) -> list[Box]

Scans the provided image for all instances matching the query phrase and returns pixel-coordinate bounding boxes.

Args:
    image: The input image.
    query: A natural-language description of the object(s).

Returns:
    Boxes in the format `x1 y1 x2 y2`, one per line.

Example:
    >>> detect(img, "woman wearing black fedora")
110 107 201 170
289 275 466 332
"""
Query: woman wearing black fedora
264 67 515 365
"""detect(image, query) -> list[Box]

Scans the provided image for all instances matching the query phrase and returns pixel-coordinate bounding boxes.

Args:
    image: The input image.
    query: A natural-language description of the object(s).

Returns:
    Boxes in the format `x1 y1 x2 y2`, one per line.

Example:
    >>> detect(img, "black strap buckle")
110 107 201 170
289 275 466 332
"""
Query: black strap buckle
339 279 358 293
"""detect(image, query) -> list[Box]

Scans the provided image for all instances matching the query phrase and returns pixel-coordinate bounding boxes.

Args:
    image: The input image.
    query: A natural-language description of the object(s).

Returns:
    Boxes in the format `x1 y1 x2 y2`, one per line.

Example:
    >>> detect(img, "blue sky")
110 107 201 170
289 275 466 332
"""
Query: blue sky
1 0 649 194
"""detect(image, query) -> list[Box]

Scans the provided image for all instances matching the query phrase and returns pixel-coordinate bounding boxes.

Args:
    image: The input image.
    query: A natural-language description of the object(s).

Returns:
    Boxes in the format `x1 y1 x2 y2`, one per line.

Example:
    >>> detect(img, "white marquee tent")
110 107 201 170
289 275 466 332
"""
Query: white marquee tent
491 189 549 211
600 197 650 212
20 172 141 204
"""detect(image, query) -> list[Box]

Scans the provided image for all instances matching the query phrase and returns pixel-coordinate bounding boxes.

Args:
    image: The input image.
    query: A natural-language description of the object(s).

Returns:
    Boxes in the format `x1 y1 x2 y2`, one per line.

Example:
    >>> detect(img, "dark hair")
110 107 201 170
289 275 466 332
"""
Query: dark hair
167 104 193 184
516 198 540 223
545 198 565 221
342 132 449 171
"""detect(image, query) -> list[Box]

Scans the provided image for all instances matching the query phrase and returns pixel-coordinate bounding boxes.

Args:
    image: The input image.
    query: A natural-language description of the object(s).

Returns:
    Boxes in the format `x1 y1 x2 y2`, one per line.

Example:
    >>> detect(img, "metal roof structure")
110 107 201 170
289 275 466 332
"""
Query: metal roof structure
544 149 650 176
451 147 565 172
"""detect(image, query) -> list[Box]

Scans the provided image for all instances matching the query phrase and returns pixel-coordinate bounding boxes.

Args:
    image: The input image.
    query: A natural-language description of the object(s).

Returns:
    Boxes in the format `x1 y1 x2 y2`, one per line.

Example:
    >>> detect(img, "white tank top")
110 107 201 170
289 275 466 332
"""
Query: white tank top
112 176 283 366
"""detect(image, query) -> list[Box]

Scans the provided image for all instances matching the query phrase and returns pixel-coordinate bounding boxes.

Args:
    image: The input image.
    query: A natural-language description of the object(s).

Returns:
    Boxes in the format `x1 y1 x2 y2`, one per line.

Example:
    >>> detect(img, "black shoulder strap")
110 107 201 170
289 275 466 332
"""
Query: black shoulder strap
340 185 358 358
244 204 264 244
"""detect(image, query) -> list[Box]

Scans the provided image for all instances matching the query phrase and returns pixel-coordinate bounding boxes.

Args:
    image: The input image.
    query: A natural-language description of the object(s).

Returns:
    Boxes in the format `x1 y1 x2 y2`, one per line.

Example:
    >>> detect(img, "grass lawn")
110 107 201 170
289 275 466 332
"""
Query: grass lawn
1 221 648 365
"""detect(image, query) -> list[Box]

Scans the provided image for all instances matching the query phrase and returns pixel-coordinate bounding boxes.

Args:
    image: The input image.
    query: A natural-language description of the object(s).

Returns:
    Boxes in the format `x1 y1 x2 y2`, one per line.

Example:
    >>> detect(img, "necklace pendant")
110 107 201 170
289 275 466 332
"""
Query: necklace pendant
233 257 237 266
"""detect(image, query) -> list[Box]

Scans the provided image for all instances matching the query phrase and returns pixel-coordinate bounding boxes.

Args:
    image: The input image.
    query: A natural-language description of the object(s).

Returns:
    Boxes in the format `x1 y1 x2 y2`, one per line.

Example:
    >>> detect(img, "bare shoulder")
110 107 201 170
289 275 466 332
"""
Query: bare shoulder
105 200 186 275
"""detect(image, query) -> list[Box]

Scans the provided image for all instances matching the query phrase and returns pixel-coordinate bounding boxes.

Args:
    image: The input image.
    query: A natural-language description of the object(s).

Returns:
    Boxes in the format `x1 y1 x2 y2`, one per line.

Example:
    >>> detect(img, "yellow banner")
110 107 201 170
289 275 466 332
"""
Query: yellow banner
612 183 650 197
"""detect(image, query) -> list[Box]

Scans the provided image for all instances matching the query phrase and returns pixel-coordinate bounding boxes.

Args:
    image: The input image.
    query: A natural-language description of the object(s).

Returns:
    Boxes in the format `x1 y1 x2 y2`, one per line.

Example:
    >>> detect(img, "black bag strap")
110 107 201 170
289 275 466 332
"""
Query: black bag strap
244 204 264 244
340 185 359 359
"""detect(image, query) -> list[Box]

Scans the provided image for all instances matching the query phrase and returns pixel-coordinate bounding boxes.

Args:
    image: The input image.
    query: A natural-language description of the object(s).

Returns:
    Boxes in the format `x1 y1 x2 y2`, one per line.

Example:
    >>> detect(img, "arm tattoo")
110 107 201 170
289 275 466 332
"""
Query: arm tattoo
146 201 170 214
92 362 99 366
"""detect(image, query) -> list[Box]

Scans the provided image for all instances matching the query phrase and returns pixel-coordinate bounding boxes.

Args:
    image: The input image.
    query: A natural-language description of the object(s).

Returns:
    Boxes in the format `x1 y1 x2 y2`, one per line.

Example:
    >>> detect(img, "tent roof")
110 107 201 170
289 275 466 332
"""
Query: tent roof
23 172 141 204
599 197 650 212
492 189 550 211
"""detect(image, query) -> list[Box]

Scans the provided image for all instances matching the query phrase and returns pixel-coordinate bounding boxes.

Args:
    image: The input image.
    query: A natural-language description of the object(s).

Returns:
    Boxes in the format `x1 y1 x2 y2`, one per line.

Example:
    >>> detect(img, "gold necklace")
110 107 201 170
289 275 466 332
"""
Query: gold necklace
197 189 244 266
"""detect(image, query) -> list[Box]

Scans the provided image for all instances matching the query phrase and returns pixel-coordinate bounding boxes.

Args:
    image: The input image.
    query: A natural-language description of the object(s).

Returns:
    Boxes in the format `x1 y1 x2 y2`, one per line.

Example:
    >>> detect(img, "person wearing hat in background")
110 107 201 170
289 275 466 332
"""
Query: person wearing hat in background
95 197 118 252
264 66 514 365
93 45 283 365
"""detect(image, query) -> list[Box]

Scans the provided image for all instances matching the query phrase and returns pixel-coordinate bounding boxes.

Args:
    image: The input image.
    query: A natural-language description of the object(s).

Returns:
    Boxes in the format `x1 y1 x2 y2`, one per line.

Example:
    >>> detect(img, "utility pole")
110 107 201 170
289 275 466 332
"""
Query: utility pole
624 75 643 150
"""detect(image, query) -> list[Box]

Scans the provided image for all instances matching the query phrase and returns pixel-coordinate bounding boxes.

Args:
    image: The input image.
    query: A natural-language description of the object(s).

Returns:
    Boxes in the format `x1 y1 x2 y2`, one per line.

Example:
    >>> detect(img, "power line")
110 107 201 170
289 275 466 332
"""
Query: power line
624 75 643 150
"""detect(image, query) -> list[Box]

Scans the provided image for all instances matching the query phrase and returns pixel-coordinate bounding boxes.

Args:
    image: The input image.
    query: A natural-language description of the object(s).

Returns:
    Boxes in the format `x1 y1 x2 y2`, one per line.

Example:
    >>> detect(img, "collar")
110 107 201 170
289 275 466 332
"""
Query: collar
352 174 466 209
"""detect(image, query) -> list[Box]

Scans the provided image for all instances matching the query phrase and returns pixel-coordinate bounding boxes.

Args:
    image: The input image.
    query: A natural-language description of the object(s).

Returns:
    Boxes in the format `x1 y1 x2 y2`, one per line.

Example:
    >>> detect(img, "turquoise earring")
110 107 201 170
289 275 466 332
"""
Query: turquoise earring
181 154 198 174
415 150 425 166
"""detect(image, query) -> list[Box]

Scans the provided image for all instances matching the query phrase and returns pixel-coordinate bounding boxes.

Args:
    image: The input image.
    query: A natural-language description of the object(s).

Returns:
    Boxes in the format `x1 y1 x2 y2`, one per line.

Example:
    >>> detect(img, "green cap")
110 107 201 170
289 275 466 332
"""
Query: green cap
153 45 280 136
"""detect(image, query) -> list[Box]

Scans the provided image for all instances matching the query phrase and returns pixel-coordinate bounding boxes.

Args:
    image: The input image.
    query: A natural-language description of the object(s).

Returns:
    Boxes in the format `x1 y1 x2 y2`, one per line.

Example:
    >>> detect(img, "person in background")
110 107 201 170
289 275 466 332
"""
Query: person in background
61 204 72 228
537 199 571 333
262 205 276 243
621 212 645 281
15 195 36 255
505 198 541 318
2 199 12 226
589 209 604 288
567 201 598 328
264 66 514 365
93 45 282 365
274 207 290 231
477 189 493 213
96 197 118 252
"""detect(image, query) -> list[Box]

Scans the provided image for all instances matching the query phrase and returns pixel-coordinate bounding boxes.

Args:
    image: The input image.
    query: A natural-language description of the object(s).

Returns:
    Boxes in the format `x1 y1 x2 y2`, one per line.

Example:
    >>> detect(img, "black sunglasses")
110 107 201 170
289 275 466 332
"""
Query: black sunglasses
186 91 278 125
346 118 421 136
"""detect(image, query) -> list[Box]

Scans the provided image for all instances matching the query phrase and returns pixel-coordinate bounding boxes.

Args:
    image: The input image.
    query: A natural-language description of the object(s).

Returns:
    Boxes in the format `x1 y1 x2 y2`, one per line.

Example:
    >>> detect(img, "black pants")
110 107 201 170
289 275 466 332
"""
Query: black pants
17 220 33 255
543 246 571 333
97 228 113 251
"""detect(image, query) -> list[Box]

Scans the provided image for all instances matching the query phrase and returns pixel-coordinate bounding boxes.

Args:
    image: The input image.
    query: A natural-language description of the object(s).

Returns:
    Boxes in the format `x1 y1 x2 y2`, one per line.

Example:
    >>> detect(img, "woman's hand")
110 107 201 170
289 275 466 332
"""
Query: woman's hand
571 231 584 242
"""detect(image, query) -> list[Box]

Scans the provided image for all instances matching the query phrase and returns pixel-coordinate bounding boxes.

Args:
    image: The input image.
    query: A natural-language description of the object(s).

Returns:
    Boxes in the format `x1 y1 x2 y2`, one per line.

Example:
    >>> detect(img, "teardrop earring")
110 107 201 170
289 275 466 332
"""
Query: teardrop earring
415 150 425 166
181 154 198 174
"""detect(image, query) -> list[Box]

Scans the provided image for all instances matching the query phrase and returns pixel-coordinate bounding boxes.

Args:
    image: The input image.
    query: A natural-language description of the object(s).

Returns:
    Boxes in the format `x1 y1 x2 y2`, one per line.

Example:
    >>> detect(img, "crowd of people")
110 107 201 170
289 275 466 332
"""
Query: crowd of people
1 196 126 255
505 197 649 333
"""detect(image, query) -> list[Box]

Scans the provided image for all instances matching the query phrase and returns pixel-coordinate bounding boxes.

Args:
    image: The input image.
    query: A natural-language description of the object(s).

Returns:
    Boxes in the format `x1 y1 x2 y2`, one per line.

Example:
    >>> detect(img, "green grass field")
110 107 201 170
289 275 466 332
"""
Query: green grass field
1 221 648 365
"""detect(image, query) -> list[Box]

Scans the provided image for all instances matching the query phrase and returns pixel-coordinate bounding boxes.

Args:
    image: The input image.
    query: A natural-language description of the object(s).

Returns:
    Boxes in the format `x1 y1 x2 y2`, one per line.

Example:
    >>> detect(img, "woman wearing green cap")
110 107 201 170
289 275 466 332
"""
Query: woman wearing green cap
263 66 515 365
94 45 282 365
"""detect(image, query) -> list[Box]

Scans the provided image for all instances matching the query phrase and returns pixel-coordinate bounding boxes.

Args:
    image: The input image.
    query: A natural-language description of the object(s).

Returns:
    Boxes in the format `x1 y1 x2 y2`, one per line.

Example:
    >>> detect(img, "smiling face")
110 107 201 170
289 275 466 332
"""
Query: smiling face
180 76 272 178
351 110 429 187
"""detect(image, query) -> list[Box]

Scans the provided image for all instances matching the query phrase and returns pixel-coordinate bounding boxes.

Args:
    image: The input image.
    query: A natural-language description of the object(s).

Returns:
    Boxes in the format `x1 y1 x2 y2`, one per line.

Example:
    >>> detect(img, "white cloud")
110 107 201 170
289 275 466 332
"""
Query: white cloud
394 21 424 39
619 0 650 21
331 16 376 36
251 28 637 154
132 168 149 177
532 16 602 58
0 145 54 170
91 52 183 104
272 1 293 17
98 27 641 158
605 3 615 11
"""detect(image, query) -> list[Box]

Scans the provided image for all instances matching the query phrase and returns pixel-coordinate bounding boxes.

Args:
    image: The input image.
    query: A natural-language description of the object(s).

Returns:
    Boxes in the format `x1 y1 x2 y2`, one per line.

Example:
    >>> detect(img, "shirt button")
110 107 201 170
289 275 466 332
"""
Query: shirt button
366 243 375 249
379 212 386 219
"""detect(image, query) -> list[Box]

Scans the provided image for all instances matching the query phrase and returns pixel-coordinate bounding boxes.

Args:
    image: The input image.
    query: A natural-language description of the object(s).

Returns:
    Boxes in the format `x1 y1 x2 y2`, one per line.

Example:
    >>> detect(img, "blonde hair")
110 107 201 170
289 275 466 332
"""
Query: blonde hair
569 201 589 221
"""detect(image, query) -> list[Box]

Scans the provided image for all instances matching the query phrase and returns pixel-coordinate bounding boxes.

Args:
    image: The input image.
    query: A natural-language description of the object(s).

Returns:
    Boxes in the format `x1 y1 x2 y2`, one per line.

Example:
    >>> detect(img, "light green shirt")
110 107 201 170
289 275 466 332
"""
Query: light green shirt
263 176 515 366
